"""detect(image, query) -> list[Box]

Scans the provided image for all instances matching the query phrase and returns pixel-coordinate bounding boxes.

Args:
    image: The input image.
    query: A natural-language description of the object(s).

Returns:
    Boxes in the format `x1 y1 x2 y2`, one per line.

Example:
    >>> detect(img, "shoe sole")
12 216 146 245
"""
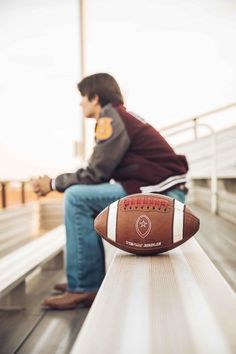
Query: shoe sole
42 297 95 310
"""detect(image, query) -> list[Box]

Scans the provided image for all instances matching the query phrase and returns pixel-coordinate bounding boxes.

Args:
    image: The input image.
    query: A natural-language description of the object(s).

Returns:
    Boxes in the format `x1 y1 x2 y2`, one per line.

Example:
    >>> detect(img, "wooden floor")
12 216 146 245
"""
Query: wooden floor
0 204 235 354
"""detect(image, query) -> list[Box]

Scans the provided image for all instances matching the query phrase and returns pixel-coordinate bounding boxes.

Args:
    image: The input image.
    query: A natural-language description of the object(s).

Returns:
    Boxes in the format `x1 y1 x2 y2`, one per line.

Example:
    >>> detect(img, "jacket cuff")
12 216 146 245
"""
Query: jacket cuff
50 178 56 191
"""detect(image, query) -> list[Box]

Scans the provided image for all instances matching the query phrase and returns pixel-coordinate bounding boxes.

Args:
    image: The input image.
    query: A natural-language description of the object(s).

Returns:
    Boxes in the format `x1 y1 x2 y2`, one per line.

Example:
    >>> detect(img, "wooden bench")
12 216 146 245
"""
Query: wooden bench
0 225 65 309
39 199 64 230
0 203 38 256
70 237 236 354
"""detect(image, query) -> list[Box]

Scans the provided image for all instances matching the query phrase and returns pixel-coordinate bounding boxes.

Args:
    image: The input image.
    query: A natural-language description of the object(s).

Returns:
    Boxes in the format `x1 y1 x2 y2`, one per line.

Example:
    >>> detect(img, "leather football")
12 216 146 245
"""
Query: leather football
94 193 200 255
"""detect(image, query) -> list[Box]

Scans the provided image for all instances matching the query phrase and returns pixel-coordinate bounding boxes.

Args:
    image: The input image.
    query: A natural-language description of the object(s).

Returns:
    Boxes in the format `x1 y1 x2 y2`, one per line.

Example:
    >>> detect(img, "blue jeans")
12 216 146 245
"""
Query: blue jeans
64 183 127 292
64 183 186 292
163 188 186 204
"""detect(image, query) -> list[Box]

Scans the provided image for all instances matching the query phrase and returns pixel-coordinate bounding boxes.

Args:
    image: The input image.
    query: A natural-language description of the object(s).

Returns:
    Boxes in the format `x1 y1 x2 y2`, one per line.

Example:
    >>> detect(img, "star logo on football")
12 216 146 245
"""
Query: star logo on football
135 215 152 239
140 220 147 228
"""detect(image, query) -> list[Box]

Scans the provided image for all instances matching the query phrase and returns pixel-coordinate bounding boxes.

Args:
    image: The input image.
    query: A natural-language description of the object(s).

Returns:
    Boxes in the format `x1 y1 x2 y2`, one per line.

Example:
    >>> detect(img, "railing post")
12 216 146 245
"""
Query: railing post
21 181 25 204
161 123 218 215
210 133 218 215
1 182 7 209
196 123 218 215
193 118 198 140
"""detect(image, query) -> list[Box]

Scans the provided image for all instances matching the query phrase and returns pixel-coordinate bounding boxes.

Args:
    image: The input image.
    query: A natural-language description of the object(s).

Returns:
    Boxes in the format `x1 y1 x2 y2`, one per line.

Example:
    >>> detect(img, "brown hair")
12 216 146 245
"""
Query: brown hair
77 73 124 107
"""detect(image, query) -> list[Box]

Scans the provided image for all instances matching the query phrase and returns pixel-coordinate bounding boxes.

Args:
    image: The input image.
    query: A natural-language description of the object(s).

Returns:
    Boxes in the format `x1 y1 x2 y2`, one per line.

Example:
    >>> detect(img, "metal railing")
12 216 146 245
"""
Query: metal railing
160 102 236 214
0 180 63 209
160 102 236 138
0 181 31 209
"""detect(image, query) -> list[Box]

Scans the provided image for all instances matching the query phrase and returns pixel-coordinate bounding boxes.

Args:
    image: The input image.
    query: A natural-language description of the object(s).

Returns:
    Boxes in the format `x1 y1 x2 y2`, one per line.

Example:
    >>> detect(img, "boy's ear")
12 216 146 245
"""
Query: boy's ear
92 94 99 105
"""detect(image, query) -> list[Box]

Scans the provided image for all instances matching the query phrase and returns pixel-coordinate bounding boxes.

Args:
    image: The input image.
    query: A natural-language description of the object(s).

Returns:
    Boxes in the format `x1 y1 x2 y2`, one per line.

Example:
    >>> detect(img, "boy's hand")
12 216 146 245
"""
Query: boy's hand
31 175 51 197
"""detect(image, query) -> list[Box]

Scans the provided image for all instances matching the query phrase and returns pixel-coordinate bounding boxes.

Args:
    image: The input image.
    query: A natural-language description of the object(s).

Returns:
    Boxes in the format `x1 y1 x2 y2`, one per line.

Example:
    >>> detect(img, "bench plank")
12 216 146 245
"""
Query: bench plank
0 225 65 297
71 238 236 354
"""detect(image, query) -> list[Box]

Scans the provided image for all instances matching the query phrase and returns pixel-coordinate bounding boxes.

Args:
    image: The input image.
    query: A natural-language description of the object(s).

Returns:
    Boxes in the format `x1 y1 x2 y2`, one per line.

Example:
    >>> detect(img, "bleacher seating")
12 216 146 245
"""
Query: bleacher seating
0 225 65 308
0 113 235 353
175 125 236 179
70 122 236 354
70 237 236 354
0 203 38 257
39 199 64 230
174 124 236 223
0 192 65 310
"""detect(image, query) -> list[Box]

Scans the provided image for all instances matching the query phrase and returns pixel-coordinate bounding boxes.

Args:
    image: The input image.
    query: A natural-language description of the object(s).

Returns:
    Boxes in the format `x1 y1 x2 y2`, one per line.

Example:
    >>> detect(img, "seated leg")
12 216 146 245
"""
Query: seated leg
43 182 126 309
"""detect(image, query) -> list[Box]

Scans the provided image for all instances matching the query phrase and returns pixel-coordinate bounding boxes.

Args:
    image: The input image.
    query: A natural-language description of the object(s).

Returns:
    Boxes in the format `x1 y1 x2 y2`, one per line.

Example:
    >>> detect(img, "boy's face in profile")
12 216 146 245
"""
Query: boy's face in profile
80 95 100 119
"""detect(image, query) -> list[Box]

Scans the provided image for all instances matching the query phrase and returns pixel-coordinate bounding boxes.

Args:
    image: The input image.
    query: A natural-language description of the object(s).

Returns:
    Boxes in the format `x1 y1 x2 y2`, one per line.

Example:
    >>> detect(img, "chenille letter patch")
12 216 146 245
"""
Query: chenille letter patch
95 117 113 141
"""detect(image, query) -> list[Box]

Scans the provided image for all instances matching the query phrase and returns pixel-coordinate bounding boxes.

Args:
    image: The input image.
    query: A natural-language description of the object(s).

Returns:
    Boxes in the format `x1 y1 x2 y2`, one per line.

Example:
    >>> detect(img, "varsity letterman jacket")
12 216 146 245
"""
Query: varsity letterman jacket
54 103 189 194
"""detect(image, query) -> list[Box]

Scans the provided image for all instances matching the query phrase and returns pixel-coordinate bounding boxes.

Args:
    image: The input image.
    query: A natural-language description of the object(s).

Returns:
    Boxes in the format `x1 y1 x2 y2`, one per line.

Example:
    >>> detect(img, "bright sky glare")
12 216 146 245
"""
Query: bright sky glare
0 0 236 179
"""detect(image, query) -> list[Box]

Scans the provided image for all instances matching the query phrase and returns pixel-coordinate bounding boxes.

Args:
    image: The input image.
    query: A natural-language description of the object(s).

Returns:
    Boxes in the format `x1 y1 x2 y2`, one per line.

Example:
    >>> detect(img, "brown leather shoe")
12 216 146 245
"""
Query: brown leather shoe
42 291 97 310
53 283 67 292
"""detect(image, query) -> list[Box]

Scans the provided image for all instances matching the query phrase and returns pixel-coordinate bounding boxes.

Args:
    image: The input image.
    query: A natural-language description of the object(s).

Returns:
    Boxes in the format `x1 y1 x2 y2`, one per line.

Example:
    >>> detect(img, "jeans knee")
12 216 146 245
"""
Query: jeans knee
64 185 80 208
64 185 93 209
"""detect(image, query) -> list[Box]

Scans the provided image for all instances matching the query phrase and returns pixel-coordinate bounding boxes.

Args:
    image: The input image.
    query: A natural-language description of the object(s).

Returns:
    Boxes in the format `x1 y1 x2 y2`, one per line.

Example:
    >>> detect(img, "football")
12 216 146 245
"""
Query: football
94 193 200 255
